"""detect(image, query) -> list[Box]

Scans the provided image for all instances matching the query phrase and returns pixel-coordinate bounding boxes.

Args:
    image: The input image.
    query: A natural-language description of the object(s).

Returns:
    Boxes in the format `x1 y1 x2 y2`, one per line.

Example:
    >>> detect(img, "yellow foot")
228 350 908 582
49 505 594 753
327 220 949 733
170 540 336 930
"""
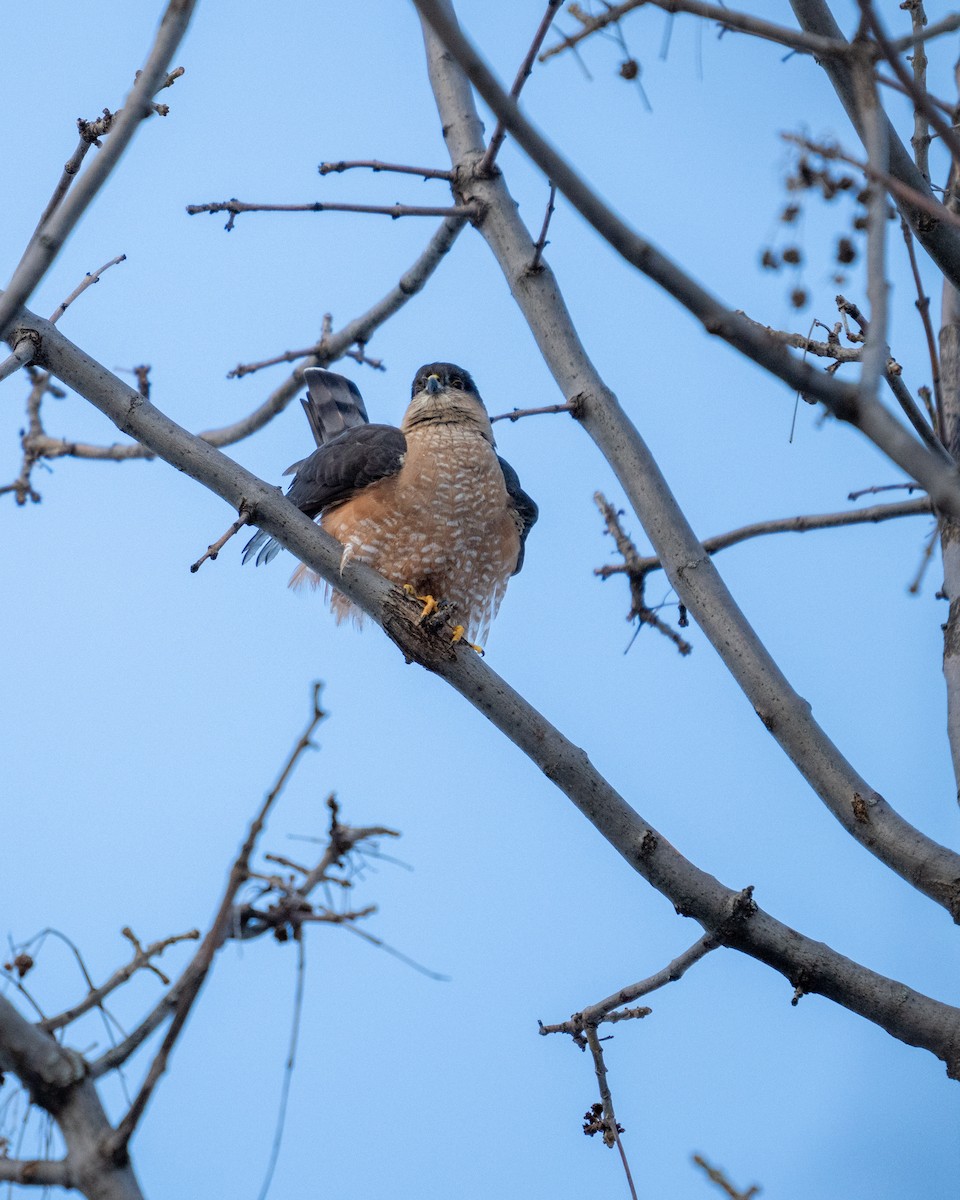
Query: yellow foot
451 625 484 655
403 584 439 621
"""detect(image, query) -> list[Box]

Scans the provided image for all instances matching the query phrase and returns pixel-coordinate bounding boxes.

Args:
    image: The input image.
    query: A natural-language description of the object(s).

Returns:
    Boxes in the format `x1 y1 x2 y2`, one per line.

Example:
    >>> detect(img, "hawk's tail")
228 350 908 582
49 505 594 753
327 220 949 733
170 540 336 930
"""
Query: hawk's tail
243 368 370 568
298 367 370 449
241 528 282 567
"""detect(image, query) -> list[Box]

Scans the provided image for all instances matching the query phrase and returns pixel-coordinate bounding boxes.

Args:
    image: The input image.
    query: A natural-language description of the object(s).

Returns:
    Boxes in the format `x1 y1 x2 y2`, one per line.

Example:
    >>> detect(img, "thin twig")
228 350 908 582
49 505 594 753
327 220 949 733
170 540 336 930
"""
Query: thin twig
228 343 384 381
584 1025 638 1200
49 254 127 324
185 198 479 230
888 12 960 53
906 2 931 179
852 32 890 409
255 935 306 1200
190 506 253 572
478 0 563 175
900 217 943 432
40 929 200 1033
0 372 52 505
908 523 940 594
692 1153 760 1200
29 68 184 245
318 158 453 180
595 492 693 653
490 397 574 423
848 481 923 499
530 182 557 270
831 294 946 455
596 496 933 580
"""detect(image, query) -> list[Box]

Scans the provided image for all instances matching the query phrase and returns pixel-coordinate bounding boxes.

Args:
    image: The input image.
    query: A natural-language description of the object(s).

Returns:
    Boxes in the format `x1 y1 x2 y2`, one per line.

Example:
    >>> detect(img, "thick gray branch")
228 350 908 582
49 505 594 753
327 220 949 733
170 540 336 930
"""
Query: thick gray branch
13 312 960 1076
414 0 960 918
0 995 143 1199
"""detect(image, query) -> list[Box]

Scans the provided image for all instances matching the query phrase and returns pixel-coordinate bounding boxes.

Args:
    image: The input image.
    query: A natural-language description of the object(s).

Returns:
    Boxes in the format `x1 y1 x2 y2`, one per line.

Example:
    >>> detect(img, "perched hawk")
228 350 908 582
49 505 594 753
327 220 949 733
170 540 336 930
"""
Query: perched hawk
243 362 537 644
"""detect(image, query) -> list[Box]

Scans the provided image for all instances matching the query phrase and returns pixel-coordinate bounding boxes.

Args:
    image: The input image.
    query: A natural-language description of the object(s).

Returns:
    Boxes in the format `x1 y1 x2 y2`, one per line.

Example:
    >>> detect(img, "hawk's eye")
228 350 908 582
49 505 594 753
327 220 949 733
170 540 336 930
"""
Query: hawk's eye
450 376 464 390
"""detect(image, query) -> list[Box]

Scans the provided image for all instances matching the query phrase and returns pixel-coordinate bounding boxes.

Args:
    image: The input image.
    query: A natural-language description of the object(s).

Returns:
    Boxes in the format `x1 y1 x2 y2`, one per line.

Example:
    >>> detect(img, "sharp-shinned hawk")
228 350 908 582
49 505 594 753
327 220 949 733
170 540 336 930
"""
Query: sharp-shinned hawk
243 363 537 644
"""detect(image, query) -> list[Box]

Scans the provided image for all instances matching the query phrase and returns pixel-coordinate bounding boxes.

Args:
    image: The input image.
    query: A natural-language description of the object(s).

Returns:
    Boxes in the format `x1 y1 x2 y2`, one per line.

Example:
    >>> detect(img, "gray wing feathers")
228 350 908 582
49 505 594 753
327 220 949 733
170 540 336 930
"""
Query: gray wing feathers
244 369 382 568
242 419 406 568
498 456 538 575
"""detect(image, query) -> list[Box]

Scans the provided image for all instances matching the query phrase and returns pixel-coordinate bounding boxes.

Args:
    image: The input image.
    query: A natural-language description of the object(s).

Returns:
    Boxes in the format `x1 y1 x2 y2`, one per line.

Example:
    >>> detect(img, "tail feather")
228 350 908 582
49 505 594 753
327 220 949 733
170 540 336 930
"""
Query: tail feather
300 367 370 447
244 367 369 568
241 529 283 567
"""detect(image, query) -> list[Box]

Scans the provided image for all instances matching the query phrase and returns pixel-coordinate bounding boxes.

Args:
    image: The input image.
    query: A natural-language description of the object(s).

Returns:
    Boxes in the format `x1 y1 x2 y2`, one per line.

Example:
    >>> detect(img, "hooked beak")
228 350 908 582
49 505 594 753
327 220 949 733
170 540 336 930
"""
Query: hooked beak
426 373 442 395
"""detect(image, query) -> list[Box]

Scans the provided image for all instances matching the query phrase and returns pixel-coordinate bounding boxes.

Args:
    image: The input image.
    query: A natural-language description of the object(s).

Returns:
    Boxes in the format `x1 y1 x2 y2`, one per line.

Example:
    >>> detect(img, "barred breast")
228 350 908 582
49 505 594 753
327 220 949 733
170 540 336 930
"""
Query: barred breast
291 422 521 644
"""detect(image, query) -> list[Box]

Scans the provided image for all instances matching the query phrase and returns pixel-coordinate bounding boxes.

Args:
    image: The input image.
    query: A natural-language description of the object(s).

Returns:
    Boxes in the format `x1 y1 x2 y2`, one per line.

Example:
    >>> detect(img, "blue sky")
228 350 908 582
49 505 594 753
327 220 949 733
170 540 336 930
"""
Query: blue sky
3 2 958 1197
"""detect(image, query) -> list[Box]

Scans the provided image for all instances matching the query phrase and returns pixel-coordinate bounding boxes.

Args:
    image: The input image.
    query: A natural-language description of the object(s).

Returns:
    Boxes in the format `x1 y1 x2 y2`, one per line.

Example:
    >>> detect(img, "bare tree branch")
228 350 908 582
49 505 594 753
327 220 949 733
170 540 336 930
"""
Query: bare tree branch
48 255 127 325
185 198 479 229
318 158 453 180
0 335 37 383
900 218 944 433
692 1153 760 1200
596 496 934 584
104 685 328 1154
888 12 960 54
28 68 184 245
851 33 890 409
40 928 200 1034
938 68 960 806
541 933 717 1036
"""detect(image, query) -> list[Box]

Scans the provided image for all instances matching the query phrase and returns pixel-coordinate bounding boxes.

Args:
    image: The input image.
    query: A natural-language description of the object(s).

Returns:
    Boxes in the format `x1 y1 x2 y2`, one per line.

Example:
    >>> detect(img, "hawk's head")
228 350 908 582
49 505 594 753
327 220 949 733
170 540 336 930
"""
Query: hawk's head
403 362 493 442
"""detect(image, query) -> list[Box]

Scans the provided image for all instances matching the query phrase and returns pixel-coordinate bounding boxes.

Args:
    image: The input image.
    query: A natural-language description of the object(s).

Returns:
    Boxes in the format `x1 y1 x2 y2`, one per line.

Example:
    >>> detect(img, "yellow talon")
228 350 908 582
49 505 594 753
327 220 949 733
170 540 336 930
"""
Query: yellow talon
451 625 484 655
403 584 439 621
